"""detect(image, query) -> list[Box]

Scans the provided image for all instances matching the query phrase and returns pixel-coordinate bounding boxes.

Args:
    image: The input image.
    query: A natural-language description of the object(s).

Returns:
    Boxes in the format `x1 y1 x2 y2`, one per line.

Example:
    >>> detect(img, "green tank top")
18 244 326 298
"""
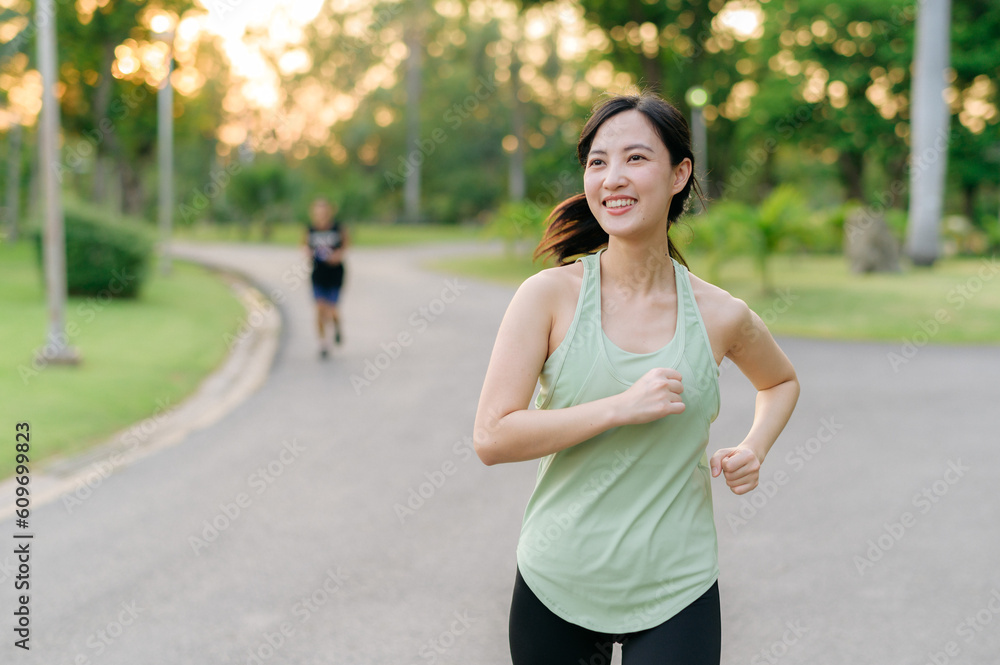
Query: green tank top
516 248 721 633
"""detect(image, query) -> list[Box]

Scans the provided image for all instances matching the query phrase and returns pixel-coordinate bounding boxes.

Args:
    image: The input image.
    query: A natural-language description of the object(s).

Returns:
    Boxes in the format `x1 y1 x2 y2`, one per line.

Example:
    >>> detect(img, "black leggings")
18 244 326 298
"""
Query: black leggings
509 569 721 665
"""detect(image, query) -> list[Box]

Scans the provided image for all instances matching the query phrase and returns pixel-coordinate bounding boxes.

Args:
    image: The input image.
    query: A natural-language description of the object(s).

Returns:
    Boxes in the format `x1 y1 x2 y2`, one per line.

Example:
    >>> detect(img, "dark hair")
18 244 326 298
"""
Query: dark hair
534 92 702 266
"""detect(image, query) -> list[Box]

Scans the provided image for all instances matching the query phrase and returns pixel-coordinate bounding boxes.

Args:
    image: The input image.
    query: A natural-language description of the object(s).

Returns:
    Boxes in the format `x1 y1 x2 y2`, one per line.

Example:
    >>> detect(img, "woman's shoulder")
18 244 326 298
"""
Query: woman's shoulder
686 268 753 332
510 261 585 314
521 260 583 293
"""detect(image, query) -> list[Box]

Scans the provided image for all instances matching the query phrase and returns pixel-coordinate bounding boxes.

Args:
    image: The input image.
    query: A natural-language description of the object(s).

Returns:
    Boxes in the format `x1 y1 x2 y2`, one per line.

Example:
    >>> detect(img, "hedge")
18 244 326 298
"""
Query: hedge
34 204 154 299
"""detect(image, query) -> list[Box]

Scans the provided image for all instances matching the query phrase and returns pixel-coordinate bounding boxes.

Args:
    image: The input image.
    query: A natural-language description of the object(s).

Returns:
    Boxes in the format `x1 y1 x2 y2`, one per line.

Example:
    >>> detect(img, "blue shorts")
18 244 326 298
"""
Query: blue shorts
312 284 341 304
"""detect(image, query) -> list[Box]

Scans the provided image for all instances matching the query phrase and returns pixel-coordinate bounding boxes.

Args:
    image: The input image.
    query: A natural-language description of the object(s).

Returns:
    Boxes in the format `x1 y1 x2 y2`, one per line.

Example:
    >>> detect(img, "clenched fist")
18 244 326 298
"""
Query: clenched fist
709 447 761 495
615 367 686 426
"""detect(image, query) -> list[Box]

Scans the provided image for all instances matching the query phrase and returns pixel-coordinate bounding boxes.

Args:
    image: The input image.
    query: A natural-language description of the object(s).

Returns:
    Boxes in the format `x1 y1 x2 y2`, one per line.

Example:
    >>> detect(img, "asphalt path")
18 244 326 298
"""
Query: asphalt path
4 242 999 664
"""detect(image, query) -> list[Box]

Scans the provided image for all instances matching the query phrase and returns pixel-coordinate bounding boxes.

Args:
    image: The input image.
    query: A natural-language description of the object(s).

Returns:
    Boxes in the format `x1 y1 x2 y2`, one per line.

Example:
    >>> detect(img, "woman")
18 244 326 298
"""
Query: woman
303 197 348 359
473 93 799 663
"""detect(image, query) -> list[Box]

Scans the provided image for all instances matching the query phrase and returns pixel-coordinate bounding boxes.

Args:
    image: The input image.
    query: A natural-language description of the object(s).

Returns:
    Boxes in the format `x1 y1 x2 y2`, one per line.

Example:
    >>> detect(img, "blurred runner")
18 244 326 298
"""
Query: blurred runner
304 197 348 359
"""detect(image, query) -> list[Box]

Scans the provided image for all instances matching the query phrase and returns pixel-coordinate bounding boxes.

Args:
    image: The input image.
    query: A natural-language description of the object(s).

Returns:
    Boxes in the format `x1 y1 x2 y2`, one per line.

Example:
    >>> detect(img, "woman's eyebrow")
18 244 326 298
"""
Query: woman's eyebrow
588 143 654 156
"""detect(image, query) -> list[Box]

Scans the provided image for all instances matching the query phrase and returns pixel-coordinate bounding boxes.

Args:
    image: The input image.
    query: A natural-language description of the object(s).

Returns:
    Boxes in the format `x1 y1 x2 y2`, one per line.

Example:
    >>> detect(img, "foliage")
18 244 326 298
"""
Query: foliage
571 0 745 200
948 0 1000 222
227 158 299 237
746 0 916 205
485 199 550 256
32 202 153 298
683 185 813 291
680 201 751 283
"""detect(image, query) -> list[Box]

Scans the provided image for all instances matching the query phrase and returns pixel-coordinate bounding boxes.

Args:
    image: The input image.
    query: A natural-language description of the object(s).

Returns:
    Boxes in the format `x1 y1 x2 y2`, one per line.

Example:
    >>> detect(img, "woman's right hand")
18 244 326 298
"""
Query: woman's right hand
614 367 685 425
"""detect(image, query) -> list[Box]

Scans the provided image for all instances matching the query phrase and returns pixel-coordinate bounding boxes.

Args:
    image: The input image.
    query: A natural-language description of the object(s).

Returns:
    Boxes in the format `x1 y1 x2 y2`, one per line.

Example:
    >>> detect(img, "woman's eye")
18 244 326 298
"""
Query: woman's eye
629 154 645 162
588 159 603 167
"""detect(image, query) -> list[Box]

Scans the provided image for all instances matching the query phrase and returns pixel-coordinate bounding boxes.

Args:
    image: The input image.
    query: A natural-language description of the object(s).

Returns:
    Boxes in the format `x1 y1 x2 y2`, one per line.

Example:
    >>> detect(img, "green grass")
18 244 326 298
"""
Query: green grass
430 251 1000 345
174 221 482 247
0 241 246 478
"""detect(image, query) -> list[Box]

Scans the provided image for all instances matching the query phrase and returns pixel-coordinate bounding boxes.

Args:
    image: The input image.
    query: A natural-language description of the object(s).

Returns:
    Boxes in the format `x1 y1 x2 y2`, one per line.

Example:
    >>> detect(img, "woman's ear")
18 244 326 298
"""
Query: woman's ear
672 158 693 195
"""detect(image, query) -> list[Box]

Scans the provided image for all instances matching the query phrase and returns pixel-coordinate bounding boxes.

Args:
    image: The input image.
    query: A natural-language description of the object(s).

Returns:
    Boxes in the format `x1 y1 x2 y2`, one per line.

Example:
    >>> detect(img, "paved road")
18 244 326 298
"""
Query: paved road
4 242 999 664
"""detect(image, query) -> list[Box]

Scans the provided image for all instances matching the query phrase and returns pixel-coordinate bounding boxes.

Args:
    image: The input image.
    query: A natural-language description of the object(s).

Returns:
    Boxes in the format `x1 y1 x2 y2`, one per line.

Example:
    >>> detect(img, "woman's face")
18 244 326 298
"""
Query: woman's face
583 110 690 243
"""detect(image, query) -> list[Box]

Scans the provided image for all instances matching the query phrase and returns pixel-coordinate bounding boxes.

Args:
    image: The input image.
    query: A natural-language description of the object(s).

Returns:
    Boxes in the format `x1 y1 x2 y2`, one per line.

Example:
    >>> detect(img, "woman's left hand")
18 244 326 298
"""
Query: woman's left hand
709 447 761 495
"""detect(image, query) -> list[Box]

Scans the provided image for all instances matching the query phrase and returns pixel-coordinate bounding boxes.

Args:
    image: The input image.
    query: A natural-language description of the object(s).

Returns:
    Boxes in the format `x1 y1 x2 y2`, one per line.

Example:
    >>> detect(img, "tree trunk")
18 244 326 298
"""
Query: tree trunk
119 159 144 215
403 0 423 224
4 123 22 241
641 53 661 93
906 0 952 266
961 182 976 221
27 130 40 222
508 22 526 203
887 154 908 208
837 150 866 202
92 41 117 206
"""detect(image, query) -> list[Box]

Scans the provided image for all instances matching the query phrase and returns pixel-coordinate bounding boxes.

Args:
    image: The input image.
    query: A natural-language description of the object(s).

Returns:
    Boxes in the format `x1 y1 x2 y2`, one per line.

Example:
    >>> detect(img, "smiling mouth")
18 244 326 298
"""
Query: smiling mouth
604 198 636 209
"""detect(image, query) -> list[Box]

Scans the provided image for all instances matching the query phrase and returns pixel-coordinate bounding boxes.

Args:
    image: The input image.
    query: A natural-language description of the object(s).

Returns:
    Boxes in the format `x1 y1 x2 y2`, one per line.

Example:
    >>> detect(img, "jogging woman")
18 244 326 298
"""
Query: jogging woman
473 93 800 663
304 197 348 359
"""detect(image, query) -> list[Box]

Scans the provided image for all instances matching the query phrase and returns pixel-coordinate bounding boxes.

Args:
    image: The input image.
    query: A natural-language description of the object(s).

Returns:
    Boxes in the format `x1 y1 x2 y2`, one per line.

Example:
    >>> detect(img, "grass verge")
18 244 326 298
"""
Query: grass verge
1 241 246 478
430 251 1000 345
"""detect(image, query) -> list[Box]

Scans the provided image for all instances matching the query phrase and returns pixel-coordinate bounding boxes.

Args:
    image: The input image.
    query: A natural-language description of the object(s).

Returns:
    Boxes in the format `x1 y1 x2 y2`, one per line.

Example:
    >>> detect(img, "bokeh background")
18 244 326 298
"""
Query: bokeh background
1 1 999 662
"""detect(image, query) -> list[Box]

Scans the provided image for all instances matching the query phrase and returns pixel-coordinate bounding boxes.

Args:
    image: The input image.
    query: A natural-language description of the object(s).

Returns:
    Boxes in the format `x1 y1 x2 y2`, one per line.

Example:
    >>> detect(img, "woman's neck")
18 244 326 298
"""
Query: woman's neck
601 235 675 297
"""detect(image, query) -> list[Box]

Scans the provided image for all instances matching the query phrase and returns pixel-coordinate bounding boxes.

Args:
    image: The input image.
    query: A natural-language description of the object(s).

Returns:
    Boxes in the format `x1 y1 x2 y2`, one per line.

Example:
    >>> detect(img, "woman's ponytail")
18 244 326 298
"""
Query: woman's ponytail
533 194 607 265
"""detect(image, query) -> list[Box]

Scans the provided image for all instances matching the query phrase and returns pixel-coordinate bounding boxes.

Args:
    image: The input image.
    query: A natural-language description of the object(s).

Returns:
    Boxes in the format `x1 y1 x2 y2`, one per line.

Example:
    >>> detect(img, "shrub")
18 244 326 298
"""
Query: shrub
681 201 753 283
34 203 154 298
750 184 812 291
485 200 549 256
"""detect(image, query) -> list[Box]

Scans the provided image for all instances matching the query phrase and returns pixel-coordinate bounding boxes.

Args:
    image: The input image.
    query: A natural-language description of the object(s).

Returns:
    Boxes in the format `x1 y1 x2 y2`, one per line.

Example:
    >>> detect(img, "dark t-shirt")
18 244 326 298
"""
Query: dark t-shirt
307 223 345 288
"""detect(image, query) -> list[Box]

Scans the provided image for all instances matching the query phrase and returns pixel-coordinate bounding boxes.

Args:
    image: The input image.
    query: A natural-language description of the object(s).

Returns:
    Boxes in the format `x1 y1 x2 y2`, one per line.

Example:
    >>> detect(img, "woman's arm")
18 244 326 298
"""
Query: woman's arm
709 302 800 494
474 271 685 466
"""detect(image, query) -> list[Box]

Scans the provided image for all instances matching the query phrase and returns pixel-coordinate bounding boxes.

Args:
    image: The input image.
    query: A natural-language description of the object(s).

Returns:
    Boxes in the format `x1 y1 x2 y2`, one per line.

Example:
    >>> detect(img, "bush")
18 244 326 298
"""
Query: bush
34 203 154 298
983 214 1000 254
680 201 753 283
485 200 550 256
806 205 848 254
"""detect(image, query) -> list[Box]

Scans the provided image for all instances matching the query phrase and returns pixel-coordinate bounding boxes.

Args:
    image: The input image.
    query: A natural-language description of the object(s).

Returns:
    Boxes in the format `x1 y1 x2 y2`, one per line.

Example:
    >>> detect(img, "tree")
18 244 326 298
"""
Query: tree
906 0 952 266
947 0 1000 226
568 0 748 199
750 0 916 205
402 0 425 223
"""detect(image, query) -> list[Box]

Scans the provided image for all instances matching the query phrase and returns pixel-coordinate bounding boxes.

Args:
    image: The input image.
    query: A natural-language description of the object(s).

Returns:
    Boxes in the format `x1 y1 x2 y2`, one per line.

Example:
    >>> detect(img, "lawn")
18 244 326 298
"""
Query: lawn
0 241 246 478
429 251 1000 345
